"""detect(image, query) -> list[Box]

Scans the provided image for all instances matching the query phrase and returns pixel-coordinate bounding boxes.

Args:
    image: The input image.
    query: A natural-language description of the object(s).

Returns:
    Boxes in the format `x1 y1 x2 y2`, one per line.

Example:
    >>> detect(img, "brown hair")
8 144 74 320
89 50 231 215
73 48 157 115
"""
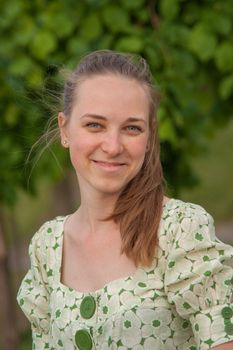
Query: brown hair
35 50 166 266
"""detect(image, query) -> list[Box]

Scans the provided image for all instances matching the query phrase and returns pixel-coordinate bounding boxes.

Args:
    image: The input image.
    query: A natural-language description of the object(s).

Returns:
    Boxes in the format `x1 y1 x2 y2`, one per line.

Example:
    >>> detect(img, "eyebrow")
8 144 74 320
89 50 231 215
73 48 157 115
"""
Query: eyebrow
80 113 146 124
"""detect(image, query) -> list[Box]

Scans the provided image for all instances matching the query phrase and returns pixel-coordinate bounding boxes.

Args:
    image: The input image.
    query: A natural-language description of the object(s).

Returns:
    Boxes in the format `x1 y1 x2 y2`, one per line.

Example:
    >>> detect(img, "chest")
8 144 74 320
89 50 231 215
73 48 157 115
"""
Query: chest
49 259 178 350
60 230 137 293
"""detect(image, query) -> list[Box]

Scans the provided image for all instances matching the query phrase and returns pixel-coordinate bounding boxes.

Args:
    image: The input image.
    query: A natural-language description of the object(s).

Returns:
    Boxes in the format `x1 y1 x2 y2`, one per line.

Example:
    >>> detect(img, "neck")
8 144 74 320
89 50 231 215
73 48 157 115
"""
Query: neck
75 186 120 235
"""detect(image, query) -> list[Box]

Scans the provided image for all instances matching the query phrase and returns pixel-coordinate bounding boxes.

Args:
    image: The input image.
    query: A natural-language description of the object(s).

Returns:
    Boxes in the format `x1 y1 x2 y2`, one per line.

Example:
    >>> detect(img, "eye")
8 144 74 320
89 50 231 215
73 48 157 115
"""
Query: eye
85 122 103 129
126 125 143 133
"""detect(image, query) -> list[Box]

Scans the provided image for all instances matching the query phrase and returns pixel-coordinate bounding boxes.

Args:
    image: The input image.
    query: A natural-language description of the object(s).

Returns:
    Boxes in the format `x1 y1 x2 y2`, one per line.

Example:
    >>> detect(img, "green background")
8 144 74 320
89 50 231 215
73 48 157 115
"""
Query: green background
0 0 233 348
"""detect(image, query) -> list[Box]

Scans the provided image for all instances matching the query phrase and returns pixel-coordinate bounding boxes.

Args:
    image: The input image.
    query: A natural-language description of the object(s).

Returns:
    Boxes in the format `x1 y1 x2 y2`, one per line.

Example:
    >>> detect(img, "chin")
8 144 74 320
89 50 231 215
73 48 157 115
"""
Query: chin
96 185 124 196
92 180 128 196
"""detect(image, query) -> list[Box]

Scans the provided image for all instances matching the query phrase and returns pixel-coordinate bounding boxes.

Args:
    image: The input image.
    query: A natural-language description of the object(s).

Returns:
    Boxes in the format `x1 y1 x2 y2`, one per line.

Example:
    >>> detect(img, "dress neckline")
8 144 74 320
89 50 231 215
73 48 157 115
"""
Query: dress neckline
56 197 176 296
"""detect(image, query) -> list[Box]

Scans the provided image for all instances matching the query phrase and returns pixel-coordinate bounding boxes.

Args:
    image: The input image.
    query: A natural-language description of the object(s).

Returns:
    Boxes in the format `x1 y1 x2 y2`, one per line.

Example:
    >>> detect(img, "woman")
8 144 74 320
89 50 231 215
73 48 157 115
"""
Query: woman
17 50 233 349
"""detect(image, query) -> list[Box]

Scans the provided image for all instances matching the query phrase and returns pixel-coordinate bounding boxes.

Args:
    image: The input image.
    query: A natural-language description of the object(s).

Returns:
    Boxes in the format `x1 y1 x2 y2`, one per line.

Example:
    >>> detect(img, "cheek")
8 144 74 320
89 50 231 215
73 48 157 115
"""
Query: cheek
68 137 86 165
68 133 99 168
69 128 90 150
129 137 148 170
131 136 148 156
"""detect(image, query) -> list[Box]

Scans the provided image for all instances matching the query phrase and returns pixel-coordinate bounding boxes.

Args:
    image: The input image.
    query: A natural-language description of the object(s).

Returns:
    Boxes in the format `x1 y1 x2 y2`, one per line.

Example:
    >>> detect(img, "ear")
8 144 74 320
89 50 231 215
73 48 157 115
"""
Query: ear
58 112 69 148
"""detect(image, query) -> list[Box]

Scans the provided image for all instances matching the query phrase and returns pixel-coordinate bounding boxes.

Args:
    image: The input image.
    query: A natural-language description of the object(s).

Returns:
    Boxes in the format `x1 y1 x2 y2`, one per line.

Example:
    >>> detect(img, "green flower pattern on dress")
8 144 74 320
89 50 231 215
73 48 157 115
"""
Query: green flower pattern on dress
17 199 233 349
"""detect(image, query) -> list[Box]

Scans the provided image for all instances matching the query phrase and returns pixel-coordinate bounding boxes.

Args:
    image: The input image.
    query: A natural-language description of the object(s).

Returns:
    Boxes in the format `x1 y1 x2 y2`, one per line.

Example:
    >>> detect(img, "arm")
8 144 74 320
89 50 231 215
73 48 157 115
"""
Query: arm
17 223 50 348
164 204 233 350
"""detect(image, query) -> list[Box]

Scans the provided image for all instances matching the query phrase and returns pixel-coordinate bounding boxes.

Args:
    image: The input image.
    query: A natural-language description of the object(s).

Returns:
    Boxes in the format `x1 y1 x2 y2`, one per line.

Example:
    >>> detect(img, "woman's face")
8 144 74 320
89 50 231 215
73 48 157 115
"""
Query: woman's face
58 74 150 197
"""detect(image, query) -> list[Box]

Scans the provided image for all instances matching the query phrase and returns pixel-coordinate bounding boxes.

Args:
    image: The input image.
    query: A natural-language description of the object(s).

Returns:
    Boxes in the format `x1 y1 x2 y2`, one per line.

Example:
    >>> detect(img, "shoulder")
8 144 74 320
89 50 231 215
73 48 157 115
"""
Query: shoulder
163 198 214 225
159 198 215 250
29 216 67 255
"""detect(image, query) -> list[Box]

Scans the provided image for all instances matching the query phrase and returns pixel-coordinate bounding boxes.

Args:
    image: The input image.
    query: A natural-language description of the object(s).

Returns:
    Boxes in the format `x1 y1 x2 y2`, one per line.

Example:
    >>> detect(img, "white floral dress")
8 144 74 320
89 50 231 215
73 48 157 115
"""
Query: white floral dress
17 199 233 350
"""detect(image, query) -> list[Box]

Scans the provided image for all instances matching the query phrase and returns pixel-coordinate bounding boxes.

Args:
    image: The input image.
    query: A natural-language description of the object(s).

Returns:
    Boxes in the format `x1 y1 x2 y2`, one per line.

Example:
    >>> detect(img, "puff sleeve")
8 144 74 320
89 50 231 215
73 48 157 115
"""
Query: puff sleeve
164 204 233 350
17 223 50 349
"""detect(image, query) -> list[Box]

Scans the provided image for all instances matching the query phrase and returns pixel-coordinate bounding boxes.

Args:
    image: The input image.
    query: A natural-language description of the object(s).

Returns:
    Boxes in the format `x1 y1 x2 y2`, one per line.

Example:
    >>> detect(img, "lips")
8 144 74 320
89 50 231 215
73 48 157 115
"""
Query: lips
93 160 125 165
92 160 126 170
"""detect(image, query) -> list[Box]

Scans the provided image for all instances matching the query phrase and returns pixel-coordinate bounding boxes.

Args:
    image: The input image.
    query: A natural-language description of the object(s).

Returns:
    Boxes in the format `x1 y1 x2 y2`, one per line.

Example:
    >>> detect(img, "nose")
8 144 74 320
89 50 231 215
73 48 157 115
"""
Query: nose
101 130 123 156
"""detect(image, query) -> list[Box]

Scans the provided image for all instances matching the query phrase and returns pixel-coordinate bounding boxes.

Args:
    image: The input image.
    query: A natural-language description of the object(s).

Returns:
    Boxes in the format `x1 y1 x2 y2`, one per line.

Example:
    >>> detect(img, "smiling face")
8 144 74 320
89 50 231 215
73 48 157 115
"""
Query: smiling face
58 74 150 197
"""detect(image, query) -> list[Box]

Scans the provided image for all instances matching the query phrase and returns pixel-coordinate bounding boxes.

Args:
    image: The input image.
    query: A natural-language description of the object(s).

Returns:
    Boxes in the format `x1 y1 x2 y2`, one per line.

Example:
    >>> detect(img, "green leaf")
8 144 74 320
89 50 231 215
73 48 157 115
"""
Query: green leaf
120 0 144 10
215 43 233 72
85 0 109 6
13 16 35 46
188 25 217 61
145 46 163 70
115 36 143 53
98 34 114 50
182 3 200 25
159 0 179 21
44 12 76 39
101 5 130 33
8 55 34 76
160 24 190 46
80 13 102 40
67 38 89 57
4 104 20 126
172 50 197 76
158 117 178 145
0 0 22 29
26 67 43 88
30 30 57 60
39 1 84 38
202 10 232 35
219 74 233 99
0 37 17 57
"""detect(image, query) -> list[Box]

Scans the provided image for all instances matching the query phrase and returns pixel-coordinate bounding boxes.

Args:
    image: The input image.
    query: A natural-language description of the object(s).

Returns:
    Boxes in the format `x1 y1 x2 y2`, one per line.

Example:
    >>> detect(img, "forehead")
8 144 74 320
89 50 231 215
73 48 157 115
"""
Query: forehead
71 74 150 118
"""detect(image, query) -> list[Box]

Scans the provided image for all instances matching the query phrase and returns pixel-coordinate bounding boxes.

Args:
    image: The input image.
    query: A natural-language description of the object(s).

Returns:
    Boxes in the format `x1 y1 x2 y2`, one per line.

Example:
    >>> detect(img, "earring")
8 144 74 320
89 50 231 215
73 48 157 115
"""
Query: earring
63 140 68 146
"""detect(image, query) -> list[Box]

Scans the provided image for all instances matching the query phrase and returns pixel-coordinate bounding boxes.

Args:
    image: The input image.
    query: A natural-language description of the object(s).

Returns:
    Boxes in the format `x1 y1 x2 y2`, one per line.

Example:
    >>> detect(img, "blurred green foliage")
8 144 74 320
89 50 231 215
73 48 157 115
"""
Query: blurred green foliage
180 118 233 221
1 0 233 205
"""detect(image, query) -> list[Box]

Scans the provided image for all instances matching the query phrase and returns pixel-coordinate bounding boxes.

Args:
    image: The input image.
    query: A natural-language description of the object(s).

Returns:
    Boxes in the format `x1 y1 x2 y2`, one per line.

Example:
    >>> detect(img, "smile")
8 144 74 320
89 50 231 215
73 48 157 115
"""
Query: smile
92 160 126 171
